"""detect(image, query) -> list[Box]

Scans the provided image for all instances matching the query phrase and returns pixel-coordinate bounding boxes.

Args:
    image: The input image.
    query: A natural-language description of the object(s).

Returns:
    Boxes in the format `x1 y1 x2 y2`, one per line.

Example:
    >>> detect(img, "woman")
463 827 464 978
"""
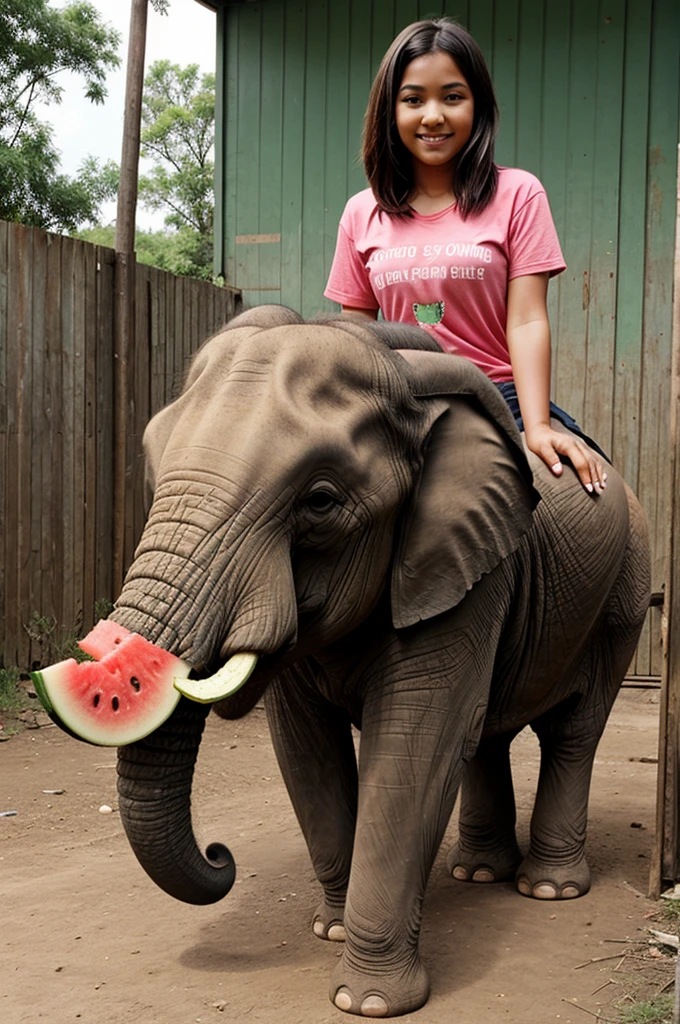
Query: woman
325 17 607 494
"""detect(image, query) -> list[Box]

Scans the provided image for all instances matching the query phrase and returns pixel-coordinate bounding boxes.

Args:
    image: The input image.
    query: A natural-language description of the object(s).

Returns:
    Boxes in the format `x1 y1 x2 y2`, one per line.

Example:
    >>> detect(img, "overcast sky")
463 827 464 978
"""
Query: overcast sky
43 0 217 228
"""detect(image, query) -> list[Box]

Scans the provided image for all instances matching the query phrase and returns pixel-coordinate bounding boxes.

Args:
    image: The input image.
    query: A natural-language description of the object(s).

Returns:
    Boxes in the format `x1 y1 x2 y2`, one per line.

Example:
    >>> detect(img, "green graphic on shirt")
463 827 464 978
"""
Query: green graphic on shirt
413 301 445 326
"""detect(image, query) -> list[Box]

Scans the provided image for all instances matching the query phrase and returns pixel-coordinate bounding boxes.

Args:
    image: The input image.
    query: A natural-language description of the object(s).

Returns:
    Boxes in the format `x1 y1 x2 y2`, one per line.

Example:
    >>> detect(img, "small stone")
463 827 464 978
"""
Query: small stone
98 805 113 814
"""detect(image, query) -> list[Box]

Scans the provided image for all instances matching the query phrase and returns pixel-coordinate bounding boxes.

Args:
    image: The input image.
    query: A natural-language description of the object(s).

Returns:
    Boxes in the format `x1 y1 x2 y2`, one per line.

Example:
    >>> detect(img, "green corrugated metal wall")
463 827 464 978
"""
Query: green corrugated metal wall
214 0 680 676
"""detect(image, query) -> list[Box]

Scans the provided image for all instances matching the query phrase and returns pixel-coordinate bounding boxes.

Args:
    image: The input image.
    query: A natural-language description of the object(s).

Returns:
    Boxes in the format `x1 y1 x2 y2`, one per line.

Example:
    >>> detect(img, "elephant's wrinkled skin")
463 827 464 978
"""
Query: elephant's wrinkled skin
112 305 650 1018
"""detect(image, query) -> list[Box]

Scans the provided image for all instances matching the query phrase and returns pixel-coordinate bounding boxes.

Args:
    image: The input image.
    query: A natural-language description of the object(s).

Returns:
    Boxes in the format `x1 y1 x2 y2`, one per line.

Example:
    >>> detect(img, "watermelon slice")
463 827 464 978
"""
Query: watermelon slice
31 632 190 747
78 619 132 660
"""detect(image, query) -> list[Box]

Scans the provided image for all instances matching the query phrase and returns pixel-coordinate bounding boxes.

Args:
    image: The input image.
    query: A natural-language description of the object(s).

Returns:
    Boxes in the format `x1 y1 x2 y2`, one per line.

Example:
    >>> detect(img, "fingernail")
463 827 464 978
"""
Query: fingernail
551 462 562 474
586 483 593 493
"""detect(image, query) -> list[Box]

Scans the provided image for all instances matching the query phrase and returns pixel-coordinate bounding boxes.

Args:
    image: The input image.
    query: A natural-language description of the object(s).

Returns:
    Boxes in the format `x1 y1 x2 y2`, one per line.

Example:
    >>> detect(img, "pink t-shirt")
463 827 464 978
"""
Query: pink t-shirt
324 167 566 382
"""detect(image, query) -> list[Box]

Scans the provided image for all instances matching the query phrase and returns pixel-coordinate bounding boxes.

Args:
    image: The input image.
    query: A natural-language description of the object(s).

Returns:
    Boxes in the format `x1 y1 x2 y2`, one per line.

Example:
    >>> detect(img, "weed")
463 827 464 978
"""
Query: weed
94 598 114 621
24 611 82 664
658 898 680 933
0 667 29 713
23 603 114 667
617 994 673 1023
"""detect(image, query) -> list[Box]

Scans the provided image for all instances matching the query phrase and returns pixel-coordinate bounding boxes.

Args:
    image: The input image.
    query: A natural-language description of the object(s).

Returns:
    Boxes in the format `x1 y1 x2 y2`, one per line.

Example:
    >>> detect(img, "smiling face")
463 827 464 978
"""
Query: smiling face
395 49 475 179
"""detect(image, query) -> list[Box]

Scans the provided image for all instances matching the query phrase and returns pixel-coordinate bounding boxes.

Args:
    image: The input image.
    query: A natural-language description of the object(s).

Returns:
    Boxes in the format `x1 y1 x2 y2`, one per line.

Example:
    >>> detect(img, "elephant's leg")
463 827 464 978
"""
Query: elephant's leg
265 663 358 942
330 631 497 1017
516 692 603 900
446 729 523 883
518 508 650 902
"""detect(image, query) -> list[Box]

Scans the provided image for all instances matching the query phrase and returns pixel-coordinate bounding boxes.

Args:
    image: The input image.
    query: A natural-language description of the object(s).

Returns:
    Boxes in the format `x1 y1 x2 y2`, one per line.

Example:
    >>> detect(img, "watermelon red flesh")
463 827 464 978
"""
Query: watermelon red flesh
78 619 132 660
31 633 190 746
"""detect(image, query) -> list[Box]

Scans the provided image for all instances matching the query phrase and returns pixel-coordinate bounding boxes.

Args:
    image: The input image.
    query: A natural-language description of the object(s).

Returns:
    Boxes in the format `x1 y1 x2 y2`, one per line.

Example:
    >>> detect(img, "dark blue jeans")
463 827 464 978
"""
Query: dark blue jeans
495 381 610 462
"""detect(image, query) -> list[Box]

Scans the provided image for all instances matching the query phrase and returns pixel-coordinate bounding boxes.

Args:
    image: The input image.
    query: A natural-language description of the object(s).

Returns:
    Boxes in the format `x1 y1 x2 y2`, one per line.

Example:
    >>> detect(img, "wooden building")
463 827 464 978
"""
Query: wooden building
195 0 680 884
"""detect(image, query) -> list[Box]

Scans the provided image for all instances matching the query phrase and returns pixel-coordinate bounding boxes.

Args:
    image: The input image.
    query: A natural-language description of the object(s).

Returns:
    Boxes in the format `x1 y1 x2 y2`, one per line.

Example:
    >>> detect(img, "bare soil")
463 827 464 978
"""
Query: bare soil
1 688 675 1024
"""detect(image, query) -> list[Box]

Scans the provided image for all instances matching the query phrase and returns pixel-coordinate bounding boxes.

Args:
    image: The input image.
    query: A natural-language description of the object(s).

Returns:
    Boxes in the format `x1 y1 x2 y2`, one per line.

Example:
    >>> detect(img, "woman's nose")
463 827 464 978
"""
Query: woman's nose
421 101 444 125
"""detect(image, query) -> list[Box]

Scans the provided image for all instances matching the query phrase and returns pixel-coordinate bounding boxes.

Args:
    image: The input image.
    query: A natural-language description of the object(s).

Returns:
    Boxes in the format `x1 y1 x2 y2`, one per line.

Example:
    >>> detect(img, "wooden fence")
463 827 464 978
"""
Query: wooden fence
0 221 241 670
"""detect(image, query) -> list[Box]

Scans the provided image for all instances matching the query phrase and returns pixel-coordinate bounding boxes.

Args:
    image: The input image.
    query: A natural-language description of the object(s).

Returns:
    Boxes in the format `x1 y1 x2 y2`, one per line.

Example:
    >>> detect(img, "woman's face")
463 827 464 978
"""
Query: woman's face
394 49 475 174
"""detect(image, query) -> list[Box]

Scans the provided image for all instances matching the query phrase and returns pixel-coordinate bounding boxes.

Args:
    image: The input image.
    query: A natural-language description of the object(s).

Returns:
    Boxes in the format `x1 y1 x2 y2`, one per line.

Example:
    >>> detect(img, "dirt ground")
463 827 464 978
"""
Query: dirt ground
1 687 675 1024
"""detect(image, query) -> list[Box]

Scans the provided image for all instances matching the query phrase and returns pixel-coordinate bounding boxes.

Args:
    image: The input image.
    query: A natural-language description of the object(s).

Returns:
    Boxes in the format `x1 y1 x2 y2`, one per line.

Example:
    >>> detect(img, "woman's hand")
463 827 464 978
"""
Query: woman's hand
524 422 607 494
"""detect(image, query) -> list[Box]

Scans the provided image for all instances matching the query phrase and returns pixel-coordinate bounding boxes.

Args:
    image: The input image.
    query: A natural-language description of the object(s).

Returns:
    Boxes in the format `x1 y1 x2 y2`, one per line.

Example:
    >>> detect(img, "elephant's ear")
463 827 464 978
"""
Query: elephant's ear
391 350 539 629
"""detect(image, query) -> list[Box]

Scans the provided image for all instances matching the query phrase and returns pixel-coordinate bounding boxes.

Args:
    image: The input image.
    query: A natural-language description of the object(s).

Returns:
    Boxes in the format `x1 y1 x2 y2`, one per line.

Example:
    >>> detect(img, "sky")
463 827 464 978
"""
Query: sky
41 0 217 229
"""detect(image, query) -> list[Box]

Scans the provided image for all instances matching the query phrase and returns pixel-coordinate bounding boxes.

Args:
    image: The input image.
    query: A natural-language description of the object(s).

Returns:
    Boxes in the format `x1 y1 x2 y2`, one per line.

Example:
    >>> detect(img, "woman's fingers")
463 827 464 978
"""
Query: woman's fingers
528 428 607 495
547 433 607 494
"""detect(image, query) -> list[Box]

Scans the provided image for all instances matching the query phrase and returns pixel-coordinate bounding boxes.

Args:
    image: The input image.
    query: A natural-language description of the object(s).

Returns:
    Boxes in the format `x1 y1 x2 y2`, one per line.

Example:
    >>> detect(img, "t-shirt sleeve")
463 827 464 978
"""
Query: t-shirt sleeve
324 219 378 309
507 189 566 280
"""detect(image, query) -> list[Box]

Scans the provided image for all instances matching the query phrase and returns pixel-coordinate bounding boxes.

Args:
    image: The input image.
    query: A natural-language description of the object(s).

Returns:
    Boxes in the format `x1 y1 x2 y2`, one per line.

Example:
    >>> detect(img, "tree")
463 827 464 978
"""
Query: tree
0 0 120 231
136 60 216 280
75 221 217 283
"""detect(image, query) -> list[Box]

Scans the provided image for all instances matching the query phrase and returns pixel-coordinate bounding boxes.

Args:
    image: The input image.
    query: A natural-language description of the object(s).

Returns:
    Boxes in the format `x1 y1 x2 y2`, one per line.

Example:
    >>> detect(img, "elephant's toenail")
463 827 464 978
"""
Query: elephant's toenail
472 868 495 882
561 885 580 899
516 876 532 896
533 883 559 899
313 919 325 937
328 923 347 942
361 995 389 1017
452 865 468 880
334 988 353 1012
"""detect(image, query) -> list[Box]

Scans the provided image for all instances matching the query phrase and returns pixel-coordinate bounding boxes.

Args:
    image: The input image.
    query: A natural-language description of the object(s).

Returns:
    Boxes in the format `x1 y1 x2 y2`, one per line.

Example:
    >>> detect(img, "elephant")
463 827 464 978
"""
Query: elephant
111 304 651 1018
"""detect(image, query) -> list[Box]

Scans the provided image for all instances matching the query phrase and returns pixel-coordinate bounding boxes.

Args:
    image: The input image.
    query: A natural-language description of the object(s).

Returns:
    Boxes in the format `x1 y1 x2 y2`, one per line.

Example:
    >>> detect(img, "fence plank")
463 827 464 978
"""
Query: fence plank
96 246 115 611
30 228 48 661
16 226 34 669
0 221 8 643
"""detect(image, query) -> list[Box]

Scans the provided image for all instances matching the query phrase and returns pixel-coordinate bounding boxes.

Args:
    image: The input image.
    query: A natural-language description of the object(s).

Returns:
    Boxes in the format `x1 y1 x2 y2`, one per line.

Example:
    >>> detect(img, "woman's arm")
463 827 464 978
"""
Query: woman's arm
506 273 606 494
341 305 379 320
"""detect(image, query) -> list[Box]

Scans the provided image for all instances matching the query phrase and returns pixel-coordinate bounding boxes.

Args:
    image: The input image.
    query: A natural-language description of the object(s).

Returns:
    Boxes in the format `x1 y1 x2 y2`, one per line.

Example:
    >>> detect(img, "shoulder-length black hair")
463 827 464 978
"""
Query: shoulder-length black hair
362 18 499 218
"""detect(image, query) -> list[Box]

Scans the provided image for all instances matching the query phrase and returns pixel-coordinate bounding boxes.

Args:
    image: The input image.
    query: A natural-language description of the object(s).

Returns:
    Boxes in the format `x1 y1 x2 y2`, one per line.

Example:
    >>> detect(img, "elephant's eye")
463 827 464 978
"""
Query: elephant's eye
303 487 344 515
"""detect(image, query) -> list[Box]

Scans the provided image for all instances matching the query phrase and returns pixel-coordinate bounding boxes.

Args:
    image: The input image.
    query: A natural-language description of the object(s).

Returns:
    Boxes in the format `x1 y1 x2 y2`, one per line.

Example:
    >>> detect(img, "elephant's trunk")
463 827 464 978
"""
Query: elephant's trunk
116 699 235 905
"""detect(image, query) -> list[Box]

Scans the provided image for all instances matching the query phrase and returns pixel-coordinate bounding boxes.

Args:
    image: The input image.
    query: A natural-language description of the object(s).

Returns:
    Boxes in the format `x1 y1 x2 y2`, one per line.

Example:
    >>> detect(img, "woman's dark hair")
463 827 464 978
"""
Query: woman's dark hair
362 18 499 218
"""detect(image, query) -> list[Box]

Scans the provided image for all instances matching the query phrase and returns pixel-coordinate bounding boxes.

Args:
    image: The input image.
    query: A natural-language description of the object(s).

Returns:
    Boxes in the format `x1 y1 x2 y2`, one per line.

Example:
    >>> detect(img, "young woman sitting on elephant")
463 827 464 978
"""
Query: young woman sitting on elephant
325 16 608 495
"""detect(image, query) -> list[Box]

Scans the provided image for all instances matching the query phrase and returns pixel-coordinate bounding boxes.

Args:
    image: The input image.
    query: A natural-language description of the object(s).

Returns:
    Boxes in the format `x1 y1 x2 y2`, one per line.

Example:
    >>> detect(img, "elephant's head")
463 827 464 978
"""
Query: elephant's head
113 305 537 904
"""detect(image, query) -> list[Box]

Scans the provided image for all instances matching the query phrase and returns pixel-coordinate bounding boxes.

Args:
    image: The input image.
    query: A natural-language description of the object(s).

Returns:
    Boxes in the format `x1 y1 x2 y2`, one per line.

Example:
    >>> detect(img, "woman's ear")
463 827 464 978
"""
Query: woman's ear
391 353 539 629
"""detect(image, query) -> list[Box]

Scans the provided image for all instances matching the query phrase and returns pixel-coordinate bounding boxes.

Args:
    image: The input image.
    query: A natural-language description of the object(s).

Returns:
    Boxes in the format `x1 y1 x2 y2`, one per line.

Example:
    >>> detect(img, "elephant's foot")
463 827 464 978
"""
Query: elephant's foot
445 838 522 884
515 852 591 900
330 949 429 1017
312 898 346 942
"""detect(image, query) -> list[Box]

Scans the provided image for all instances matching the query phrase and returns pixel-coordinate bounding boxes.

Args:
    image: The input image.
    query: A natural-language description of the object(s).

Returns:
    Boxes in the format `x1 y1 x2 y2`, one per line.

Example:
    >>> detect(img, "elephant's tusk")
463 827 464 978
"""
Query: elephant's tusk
173 652 258 704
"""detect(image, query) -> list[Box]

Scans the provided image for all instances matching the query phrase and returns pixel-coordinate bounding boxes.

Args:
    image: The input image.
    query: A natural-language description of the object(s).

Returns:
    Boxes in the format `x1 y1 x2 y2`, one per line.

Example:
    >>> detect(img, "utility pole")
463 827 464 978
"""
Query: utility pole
113 0 149 593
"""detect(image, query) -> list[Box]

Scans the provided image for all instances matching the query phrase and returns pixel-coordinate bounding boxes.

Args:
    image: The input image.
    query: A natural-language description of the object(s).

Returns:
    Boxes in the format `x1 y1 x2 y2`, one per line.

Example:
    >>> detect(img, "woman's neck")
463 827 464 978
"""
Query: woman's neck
409 163 456 215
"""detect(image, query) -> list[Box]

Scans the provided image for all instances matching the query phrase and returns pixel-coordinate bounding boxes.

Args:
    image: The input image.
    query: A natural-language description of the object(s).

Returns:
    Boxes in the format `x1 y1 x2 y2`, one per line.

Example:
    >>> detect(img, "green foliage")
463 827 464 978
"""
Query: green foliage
0 667 28 714
658 897 680 931
137 60 216 279
24 611 91 665
0 0 120 231
618 995 674 1023
75 222 214 281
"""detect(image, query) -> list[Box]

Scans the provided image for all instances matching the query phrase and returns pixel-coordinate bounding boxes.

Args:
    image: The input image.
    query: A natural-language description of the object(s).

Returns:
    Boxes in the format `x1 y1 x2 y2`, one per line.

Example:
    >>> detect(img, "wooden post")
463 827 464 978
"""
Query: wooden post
650 143 680 896
113 0 148 593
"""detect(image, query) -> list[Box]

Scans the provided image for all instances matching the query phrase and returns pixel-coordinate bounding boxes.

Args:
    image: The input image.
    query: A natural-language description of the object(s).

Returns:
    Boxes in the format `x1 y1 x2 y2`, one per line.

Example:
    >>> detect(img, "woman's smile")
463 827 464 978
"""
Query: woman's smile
395 50 475 175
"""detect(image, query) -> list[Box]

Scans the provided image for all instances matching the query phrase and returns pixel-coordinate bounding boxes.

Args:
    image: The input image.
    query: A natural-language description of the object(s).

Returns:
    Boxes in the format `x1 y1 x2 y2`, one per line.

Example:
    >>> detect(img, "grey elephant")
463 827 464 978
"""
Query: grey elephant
112 304 651 1018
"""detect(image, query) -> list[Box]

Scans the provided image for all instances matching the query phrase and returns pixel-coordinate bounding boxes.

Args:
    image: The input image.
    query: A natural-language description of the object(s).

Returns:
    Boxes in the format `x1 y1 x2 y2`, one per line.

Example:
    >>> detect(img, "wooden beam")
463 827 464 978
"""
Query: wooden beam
113 0 148 593
650 143 680 895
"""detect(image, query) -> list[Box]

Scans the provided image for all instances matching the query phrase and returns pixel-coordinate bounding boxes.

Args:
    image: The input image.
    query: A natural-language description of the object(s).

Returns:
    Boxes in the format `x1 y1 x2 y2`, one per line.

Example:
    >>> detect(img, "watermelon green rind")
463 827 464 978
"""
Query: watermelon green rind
174 652 258 704
31 666 55 715
30 668 101 746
